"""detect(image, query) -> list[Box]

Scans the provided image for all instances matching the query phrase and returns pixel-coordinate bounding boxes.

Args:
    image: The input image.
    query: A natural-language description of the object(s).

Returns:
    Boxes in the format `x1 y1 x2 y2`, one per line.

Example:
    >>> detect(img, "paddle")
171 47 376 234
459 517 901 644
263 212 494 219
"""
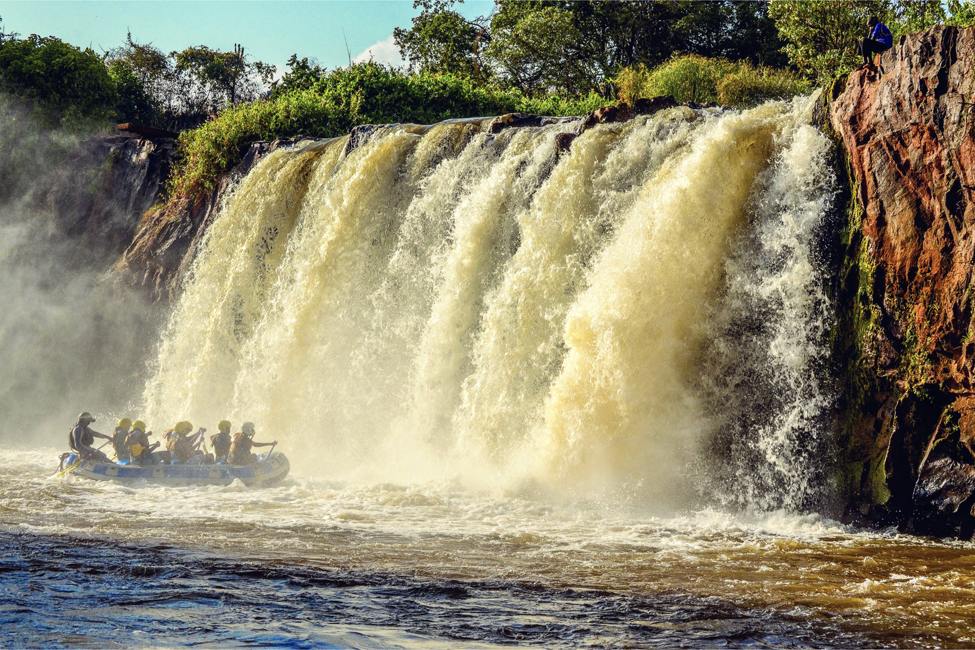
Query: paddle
262 442 277 462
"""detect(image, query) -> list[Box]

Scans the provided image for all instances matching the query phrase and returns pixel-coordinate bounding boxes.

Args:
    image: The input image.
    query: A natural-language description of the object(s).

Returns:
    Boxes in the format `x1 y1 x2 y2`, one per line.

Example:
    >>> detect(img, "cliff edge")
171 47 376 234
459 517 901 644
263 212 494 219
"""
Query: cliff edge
830 25 975 537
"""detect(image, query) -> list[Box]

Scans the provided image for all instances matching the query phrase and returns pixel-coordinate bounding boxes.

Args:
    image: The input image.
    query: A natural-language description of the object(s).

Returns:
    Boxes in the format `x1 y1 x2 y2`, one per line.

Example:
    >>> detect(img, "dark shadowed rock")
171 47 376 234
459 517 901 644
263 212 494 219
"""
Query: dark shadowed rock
488 113 545 134
579 96 679 133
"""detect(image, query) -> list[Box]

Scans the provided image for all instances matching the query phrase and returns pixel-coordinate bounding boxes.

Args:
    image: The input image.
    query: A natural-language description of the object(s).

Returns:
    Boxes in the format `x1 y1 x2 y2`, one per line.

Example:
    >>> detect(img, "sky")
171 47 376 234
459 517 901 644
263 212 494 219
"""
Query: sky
0 0 494 71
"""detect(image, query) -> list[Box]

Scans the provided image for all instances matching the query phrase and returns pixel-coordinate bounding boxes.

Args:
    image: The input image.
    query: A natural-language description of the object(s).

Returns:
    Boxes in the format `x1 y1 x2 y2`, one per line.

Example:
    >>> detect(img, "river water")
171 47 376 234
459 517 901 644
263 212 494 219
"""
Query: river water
4 98 974 646
2 448 972 647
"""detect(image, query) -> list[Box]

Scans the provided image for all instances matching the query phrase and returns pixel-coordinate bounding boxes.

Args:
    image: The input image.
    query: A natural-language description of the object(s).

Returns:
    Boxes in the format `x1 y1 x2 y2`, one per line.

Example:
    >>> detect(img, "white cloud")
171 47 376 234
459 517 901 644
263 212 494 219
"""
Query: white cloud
353 35 404 68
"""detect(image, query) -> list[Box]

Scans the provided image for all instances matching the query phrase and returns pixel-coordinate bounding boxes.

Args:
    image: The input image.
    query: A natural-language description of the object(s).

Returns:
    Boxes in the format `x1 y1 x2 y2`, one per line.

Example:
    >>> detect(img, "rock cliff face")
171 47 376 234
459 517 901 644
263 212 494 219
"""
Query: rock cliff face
15 133 174 269
830 25 975 537
114 141 279 301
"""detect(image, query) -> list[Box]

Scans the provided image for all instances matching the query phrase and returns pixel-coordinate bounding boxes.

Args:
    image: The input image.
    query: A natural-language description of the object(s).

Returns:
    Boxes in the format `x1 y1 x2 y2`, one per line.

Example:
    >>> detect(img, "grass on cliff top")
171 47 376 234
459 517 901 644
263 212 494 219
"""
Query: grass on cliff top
169 62 607 198
170 57 810 200
615 55 810 107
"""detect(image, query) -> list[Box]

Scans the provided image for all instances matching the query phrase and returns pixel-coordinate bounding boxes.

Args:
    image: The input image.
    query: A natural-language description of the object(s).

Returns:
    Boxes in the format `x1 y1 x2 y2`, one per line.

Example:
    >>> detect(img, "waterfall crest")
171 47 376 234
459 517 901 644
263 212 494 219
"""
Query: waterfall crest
142 97 837 508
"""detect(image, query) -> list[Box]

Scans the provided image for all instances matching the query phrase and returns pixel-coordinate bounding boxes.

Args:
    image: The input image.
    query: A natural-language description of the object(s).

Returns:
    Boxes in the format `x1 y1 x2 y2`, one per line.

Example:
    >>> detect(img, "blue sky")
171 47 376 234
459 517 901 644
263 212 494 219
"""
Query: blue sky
0 1 493 71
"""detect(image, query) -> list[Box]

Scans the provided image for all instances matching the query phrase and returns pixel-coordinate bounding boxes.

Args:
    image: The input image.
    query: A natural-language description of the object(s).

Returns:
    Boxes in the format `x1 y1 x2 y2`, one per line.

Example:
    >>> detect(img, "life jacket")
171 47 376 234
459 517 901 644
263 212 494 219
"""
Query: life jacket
113 428 130 459
211 431 232 458
69 424 93 450
126 430 150 460
228 432 253 464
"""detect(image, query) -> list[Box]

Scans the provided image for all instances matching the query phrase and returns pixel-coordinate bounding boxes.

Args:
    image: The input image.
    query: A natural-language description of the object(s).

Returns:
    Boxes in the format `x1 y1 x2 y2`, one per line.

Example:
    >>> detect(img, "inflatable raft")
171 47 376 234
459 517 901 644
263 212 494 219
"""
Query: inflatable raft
56 452 290 487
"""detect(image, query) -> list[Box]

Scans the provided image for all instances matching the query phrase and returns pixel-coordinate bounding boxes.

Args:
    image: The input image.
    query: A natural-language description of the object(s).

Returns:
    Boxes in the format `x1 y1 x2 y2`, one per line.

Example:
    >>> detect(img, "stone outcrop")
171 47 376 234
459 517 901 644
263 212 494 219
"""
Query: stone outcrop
38 133 174 269
829 25 975 536
114 140 281 302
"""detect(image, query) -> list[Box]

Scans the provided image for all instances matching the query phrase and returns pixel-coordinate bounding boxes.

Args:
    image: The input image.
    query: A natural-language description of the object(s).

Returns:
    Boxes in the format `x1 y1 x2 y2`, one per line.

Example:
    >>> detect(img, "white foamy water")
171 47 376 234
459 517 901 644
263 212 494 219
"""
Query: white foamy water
138 97 837 510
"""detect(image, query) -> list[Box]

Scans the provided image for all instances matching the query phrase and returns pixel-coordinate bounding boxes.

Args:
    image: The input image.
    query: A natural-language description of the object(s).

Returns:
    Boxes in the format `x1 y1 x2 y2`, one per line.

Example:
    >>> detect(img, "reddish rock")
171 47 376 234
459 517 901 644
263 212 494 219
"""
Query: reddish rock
830 25 975 536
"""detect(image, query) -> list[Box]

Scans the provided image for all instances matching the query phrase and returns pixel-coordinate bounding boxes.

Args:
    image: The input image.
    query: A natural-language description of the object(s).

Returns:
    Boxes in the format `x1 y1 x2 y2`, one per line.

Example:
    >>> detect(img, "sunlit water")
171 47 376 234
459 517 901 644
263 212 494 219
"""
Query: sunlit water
3 449 973 647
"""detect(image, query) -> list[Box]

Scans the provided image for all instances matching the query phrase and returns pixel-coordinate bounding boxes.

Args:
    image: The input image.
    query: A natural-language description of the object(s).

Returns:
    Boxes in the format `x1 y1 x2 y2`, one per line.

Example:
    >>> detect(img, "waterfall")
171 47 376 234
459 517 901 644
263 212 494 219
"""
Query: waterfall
142 96 837 508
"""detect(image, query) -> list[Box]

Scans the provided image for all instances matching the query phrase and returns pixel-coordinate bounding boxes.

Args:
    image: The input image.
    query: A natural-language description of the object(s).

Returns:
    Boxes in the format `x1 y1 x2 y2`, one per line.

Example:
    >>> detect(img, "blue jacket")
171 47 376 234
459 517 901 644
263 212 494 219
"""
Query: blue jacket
870 22 893 48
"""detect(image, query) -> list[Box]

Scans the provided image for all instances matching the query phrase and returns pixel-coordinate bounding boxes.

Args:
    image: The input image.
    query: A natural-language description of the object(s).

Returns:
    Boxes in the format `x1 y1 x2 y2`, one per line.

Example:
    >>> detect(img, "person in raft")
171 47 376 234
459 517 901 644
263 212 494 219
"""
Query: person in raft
112 418 132 462
126 420 163 465
228 422 276 465
69 412 112 462
210 420 233 463
861 16 893 71
165 421 210 464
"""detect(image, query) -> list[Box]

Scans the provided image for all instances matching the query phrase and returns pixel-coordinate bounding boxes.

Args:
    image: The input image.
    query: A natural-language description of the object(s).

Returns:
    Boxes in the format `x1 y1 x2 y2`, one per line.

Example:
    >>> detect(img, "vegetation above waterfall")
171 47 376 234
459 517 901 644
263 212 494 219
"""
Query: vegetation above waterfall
1 1 973 193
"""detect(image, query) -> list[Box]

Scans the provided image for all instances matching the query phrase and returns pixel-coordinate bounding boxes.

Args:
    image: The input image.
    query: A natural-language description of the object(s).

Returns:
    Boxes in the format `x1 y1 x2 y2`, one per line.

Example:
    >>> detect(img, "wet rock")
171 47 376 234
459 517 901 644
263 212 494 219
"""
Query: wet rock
114 140 283 302
346 124 383 154
44 135 175 267
911 403 975 538
554 132 577 153
488 113 545 134
116 122 178 140
830 25 975 535
579 96 679 133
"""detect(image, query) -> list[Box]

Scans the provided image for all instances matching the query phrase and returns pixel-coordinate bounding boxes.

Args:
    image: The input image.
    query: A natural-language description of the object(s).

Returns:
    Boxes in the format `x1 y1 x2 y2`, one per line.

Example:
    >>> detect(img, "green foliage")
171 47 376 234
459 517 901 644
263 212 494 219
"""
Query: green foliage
615 55 807 108
516 91 607 116
396 0 785 96
0 34 116 128
394 4 488 81
767 0 972 84
487 3 590 94
106 34 276 127
170 62 612 199
108 59 159 124
946 0 975 26
173 43 274 111
716 64 810 106
768 0 890 82
270 54 328 97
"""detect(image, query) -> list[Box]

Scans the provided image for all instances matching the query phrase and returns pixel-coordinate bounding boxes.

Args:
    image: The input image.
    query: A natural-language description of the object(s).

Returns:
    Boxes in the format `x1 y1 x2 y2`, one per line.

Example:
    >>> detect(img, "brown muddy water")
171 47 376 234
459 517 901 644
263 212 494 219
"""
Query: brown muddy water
2 448 973 648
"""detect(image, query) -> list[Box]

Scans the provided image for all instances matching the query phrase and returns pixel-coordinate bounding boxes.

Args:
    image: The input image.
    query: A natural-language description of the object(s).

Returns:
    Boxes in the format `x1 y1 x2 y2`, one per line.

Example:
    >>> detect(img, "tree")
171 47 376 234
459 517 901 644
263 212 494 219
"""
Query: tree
270 54 327 97
768 0 958 82
485 0 785 95
107 59 158 124
487 3 589 93
946 0 975 26
0 33 116 126
173 44 274 114
105 33 170 124
769 0 891 81
394 0 490 82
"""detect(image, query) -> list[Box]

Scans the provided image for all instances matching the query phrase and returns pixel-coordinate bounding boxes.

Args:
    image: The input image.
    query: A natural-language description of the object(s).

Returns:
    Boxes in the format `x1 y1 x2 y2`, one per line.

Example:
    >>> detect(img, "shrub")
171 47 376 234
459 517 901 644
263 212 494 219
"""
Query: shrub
0 34 116 128
614 55 808 108
170 62 615 198
716 66 810 106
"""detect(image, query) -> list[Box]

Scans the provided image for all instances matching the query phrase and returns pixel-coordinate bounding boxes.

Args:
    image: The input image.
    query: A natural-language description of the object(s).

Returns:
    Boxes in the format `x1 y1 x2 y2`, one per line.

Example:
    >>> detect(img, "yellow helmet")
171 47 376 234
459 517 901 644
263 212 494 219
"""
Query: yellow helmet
218 420 231 433
132 420 146 432
117 418 132 429
174 421 193 435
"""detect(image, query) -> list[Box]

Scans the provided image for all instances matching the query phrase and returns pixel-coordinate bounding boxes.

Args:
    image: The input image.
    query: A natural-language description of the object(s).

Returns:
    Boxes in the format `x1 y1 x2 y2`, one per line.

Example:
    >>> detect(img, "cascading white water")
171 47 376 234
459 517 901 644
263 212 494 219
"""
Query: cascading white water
141 96 837 508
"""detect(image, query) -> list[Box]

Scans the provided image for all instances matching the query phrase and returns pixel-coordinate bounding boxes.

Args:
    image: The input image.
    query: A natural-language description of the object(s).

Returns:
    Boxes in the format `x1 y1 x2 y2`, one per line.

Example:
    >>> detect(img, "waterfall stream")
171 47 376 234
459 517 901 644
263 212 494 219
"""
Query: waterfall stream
142 96 837 509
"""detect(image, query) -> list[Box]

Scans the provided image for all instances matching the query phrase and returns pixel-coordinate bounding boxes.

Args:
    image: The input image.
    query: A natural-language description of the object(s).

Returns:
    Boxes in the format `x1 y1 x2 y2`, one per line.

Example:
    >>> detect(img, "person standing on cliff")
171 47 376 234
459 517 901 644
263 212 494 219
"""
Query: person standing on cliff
861 16 893 71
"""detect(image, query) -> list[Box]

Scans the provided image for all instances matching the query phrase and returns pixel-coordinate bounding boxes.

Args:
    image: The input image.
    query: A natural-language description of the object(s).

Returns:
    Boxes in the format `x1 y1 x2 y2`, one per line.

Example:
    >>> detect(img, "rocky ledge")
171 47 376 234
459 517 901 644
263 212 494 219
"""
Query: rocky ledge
830 25 975 537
